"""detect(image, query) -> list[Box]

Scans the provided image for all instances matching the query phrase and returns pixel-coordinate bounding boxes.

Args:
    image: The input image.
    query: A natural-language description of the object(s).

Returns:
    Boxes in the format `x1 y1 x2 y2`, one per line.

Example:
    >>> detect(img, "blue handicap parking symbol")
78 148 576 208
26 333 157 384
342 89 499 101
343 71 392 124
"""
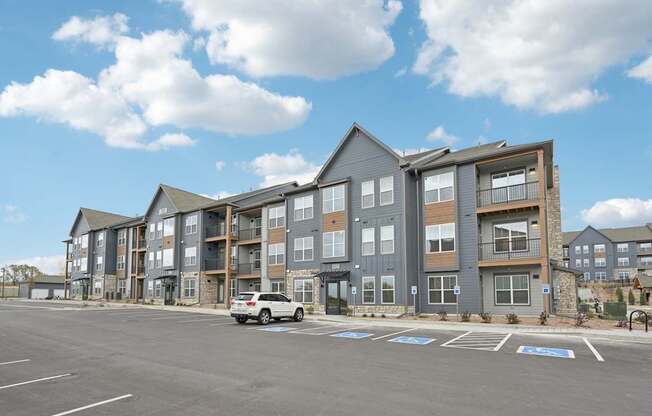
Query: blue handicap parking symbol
517 346 575 359
331 331 372 339
388 336 435 345
258 326 293 333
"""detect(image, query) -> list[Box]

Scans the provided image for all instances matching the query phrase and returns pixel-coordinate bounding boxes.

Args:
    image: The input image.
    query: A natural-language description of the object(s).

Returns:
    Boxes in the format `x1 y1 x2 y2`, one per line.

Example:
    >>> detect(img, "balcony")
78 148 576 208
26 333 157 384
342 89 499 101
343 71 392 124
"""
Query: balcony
477 182 540 212
234 262 261 277
205 257 226 273
131 264 145 275
238 228 262 243
478 238 542 266
205 224 228 240
637 245 652 255
637 259 652 269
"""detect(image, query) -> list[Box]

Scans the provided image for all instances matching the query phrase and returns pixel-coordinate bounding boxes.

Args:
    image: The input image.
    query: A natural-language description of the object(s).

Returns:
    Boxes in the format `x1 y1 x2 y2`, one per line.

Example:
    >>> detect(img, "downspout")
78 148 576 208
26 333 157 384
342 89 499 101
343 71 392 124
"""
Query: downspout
401 169 409 315
415 169 422 315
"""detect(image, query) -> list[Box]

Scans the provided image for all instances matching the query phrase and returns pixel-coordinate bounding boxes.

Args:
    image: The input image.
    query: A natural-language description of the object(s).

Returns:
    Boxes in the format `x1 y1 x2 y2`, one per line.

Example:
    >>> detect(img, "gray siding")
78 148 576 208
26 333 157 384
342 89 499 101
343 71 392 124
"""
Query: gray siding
145 190 180 298
286 189 321 271
180 211 201 273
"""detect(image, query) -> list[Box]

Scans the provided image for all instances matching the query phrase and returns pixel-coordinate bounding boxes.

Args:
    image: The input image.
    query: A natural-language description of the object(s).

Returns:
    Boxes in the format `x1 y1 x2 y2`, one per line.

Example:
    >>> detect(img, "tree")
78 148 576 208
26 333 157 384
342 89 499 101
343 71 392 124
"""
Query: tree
615 287 624 303
628 289 636 305
641 291 648 306
4 264 43 285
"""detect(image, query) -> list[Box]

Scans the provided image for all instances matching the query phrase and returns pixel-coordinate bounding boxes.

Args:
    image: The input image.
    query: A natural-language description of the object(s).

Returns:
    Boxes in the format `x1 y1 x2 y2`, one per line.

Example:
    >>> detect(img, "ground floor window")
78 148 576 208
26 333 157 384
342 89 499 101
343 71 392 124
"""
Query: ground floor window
294 278 313 303
428 275 457 304
117 279 127 295
595 271 607 280
94 280 103 296
362 276 375 304
154 280 162 298
618 271 630 280
381 275 395 304
184 278 197 297
495 274 529 305
271 280 285 293
253 280 261 292
230 279 237 298
147 280 153 298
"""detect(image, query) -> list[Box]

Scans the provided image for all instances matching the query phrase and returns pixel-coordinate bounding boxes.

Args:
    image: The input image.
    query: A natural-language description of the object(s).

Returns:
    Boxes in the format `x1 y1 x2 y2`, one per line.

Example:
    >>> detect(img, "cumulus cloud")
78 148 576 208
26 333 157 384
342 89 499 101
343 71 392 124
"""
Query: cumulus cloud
215 160 226 171
2 204 27 224
414 1 652 113
52 13 129 48
1 26 311 150
2 255 65 275
200 190 234 200
628 55 652 84
243 149 321 187
426 125 459 146
393 147 431 156
581 198 652 227
394 66 408 78
177 0 402 79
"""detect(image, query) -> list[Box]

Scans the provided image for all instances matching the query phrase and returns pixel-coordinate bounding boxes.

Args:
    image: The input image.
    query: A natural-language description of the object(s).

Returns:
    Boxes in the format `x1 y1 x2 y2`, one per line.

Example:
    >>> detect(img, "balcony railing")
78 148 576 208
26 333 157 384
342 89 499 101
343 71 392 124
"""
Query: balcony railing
477 182 539 208
637 260 652 269
138 239 146 249
239 228 262 241
206 224 229 239
131 264 145 275
235 262 261 275
478 238 541 261
637 246 652 254
205 258 226 271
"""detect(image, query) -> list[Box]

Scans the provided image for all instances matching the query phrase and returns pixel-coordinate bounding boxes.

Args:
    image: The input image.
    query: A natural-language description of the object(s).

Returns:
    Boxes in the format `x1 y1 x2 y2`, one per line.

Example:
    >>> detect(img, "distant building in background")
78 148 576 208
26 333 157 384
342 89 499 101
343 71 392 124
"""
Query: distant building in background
18 275 65 299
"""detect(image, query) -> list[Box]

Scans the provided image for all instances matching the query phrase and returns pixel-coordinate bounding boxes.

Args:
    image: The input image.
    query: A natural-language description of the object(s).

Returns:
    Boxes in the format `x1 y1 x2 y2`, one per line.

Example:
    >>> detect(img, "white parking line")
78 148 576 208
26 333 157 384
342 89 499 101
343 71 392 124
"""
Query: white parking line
0 373 72 390
440 331 472 347
209 321 238 327
583 337 605 362
50 394 133 416
0 359 31 366
493 333 512 351
287 324 337 333
371 328 416 341
306 326 368 336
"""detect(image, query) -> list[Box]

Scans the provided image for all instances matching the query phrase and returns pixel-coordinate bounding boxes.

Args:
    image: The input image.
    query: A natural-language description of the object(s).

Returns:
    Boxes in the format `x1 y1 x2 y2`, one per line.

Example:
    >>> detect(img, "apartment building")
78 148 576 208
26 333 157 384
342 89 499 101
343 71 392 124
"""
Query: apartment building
65 123 572 315
562 224 652 282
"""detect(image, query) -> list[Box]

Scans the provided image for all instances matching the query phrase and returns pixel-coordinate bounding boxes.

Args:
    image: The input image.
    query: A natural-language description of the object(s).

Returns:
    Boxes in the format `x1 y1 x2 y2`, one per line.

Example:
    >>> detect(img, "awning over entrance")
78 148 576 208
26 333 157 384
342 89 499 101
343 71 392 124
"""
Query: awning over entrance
634 275 652 289
314 271 350 285
154 275 176 281
71 276 90 281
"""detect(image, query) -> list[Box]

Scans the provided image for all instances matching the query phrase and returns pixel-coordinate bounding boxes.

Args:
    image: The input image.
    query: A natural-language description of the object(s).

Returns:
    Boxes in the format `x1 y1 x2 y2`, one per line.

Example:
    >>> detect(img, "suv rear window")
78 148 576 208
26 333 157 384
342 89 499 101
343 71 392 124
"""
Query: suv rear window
237 294 254 301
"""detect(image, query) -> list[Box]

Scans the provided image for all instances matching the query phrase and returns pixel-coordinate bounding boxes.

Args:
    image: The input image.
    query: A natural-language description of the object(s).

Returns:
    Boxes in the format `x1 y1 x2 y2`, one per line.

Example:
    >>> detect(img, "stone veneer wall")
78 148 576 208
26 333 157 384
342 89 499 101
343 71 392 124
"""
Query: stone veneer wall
353 305 415 315
180 271 200 305
547 165 563 262
287 269 323 313
555 270 578 316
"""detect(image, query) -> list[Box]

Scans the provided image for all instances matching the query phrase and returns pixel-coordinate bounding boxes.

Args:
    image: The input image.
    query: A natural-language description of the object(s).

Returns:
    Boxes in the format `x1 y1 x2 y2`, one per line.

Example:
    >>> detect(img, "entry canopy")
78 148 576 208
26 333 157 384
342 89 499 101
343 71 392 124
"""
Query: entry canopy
154 275 176 281
314 271 350 285
634 275 652 289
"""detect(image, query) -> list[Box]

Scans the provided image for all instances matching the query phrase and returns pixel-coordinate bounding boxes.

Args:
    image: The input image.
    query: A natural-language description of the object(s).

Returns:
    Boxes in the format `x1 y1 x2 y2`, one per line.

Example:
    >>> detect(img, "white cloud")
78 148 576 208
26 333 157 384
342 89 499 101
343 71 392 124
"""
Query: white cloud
244 149 321 187
581 198 652 227
215 160 225 171
393 147 431 156
0 28 311 150
628 55 652 84
2 204 27 224
414 1 652 113
394 66 408 78
178 0 402 79
426 125 459 146
200 190 234 200
52 13 129 48
1 255 65 275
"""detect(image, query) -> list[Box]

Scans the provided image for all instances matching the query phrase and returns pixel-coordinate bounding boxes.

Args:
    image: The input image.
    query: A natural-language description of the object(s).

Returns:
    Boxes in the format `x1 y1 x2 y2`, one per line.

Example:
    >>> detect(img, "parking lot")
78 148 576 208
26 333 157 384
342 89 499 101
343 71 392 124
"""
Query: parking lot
1 300 651 415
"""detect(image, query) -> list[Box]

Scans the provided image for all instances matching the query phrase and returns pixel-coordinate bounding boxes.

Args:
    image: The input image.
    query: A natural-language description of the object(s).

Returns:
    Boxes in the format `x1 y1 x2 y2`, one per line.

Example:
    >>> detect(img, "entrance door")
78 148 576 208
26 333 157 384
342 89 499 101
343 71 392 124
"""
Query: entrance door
164 281 175 305
217 279 225 304
81 282 89 300
136 279 143 300
326 280 348 315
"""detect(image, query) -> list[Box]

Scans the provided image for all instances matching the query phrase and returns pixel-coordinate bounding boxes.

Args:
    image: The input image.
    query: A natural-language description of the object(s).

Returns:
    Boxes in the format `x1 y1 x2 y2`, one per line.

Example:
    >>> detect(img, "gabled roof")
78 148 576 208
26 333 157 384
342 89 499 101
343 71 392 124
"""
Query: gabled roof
202 181 298 210
563 224 652 245
145 184 217 217
70 208 133 236
314 123 406 183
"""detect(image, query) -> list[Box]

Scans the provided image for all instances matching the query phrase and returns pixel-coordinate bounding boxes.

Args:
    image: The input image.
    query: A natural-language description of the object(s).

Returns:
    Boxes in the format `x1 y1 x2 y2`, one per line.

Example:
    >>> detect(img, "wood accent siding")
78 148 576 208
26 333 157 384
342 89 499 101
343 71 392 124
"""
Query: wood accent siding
322 211 346 232
163 236 174 249
425 252 457 269
117 245 126 256
268 264 285 278
268 227 285 244
424 200 455 225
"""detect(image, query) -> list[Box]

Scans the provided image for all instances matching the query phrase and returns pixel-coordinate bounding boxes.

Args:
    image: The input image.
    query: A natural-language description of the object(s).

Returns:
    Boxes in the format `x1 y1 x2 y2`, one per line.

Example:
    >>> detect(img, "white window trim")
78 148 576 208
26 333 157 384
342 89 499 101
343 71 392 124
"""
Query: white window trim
425 223 456 253
380 225 394 255
494 274 530 306
361 180 375 209
427 275 457 305
322 230 345 258
322 184 345 214
379 176 394 206
268 243 285 265
294 278 314 303
268 206 286 229
362 276 375 304
185 215 198 235
381 275 395 304
162 248 174 268
424 172 454 204
163 218 175 237
184 246 197 266
183 278 197 298
361 227 375 256
294 236 314 262
294 195 314 221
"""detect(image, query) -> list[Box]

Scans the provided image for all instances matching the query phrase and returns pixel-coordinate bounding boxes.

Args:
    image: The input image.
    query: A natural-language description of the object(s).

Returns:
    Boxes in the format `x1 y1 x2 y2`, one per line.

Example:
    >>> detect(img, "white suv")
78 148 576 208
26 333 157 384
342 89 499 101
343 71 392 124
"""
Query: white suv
230 292 304 325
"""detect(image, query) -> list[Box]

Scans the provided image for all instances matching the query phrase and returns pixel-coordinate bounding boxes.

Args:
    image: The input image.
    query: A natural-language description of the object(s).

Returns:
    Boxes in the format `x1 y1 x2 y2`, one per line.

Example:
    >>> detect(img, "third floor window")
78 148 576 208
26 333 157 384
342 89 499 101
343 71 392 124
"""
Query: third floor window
323 184 345 213
268 206 285 229
424 172 454 204
294 195 313 221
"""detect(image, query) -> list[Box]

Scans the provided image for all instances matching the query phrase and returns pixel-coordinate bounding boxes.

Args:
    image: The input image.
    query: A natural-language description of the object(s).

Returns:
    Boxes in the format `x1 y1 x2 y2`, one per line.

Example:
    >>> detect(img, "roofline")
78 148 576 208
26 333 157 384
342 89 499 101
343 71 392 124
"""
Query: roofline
201 181 298 210
566 225 613 246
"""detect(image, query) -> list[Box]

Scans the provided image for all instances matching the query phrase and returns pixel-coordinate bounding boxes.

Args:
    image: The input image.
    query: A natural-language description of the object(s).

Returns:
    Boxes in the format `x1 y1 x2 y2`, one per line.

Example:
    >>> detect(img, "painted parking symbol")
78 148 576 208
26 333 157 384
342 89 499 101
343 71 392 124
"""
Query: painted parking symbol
517 346 575 359
388 336 435 345
331 332 372 339
257 326 293 333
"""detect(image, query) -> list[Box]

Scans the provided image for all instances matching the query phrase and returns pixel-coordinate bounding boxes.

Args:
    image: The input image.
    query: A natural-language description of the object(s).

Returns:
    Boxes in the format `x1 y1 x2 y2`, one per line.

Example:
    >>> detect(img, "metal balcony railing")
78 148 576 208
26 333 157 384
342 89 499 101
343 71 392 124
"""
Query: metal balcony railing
205 224 228 239
637 260 652 268
477 181 539 208
637 246 652 254
235 262 261 275
205 258 226 271
239 228 262 241
138 239 147 249
478 238 541 261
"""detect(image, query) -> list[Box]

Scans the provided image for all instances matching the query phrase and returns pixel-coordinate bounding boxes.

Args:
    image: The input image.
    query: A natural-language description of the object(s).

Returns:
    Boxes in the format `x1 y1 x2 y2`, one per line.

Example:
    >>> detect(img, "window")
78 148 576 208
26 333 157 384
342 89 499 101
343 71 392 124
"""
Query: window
156 221 163 239
583 258 589 268
81 234 88 249
563 247 569 257
323 230 345 258
80 257 87 272
495 274 529 305
163 248 174 268
618 257 629 267
563 261 569 268
94 280 103 296
294 278 313 303
640 242 652 251
97 232 104 248
640 256 652 266
185 215 197 235
147 280 153 298
155 251 162 268
154 280 162 298
619 271 630 280
381 276 395 304
184 247 197 266
425 223 455 253
230 279 237 298
594 257 606 267
574 246 581 255
183 278 196 297
96 256 103 272
149 252 155 269
617 243 629 252
361 228 375 256
582 245 589 254
158 207 168 215
491 169 525 202
117 280 127 296
380 225 394 254
494 221 527 252
149 224 156 240
595 272 607 280
294 195 313 221
118 230 126 245
428 275 457 304
268 206 285 229
361 180 374 209
379 176 393 205
594 244 605 253
163 218 175 237
575 259 581 268
424 172 454 203
294 237 313 262
271 280 285 293
322 184 345 213
584 272 591 280
117 255 125 270
268 243 285 265
362 276 375 304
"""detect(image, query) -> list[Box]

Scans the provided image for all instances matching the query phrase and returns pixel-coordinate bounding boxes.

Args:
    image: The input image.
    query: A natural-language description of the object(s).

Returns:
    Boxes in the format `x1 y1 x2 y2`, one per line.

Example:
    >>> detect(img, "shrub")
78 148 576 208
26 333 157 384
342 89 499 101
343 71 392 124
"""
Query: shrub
640 291 648 306
346 307 353 317
575 312 589 327
381 313 386 318
615 319 628 328
506 313 520 324
538 312 548 326
437 310 448 321
370 313 375 318
362 313 367 318
615 287 624 303
479 312 492 323
460 311 471 322
628 289 636 305
306 305 314 315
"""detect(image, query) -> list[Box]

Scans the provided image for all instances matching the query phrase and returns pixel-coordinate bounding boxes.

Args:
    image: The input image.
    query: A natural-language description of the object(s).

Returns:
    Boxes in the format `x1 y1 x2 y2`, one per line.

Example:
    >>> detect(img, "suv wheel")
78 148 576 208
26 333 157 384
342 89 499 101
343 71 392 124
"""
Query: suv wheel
258 309 271 325
236 317 247 324
293 308 304 322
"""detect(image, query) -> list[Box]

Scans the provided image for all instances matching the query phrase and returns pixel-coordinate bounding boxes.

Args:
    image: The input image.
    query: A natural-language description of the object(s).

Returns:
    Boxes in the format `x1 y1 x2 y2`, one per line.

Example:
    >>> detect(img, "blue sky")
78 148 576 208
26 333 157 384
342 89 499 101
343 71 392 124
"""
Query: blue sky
1 0 652 273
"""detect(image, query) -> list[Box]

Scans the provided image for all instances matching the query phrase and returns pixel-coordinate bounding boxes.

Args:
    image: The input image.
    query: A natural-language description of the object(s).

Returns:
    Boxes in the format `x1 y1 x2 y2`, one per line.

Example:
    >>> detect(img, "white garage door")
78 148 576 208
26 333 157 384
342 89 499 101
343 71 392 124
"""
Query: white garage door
31 289 49 299
53 289 65 299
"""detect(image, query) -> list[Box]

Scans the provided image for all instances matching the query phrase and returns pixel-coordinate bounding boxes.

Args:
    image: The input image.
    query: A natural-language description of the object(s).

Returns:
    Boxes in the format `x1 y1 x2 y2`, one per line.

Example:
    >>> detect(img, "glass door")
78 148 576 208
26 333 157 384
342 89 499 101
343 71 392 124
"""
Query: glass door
491 169 526 203
326 282 340 315
217 279 225 304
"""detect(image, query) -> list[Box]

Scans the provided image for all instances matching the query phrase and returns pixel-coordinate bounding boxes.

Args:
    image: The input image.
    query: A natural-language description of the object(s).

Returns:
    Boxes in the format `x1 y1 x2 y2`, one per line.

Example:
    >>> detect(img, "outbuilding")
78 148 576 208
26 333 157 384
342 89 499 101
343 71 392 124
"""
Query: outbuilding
19 275 65 299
